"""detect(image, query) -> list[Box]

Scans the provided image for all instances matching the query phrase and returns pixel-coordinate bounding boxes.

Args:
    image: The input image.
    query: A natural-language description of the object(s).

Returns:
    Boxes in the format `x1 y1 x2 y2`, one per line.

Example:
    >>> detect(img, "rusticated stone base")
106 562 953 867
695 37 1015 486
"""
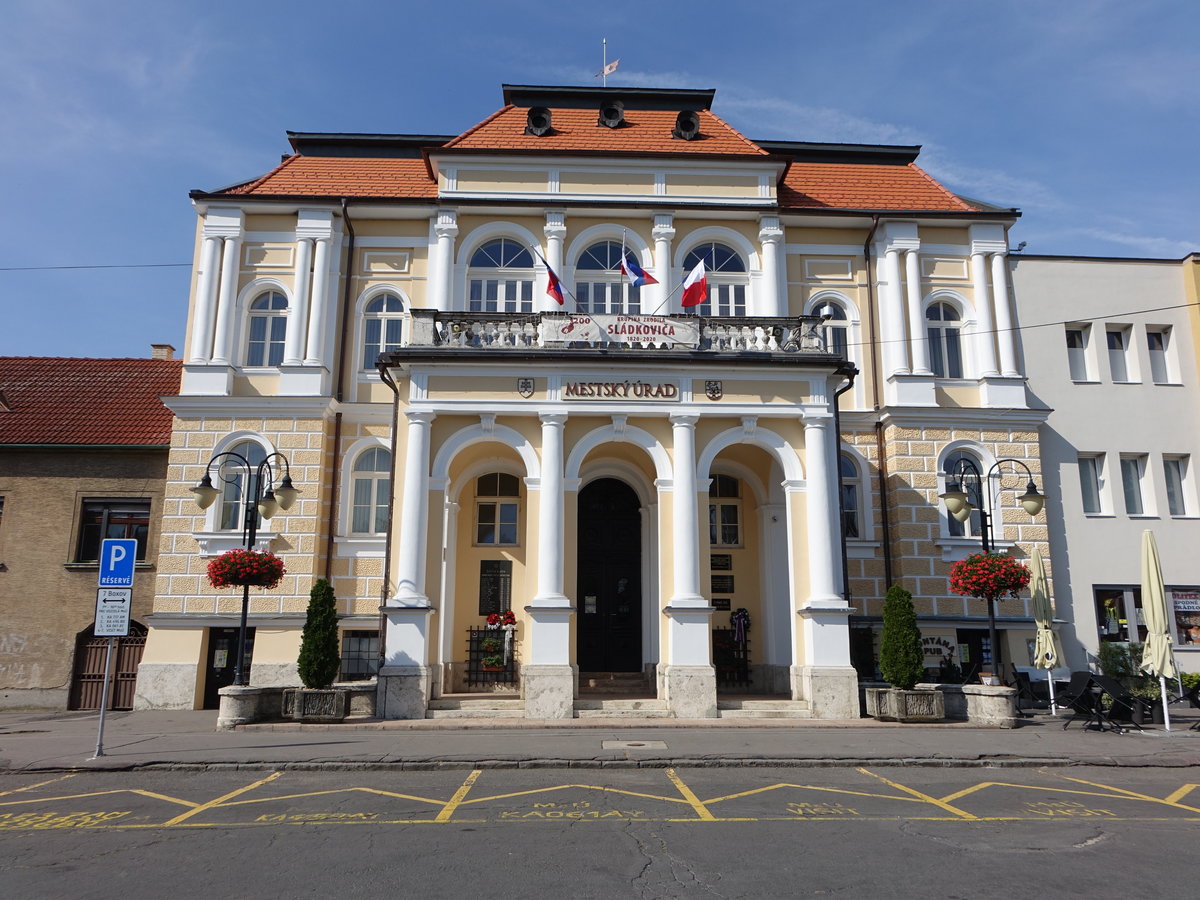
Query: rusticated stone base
376 665 430 719
282 688 348 723
521 665 576 718
794 666 860 719
962 684 1018 728
661 665 717 718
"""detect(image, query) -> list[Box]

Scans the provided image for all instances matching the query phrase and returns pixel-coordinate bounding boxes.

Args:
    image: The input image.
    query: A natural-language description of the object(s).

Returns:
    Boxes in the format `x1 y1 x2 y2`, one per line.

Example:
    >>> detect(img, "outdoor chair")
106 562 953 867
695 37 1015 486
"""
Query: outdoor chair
1089 674 1145 731
1010 666 1040 715
1059 672 1119 732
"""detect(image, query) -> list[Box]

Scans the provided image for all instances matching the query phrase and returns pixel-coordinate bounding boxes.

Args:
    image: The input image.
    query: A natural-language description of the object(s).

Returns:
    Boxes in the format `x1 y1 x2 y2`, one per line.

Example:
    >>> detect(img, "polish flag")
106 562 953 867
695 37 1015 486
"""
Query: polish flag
620 255 658 288
681 260 707 308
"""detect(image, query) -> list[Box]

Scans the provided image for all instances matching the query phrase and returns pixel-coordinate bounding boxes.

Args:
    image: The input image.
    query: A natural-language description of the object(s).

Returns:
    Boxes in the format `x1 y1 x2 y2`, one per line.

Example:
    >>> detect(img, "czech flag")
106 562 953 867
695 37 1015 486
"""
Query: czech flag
620 255 659 288
545 265 565 305
681 259 707 308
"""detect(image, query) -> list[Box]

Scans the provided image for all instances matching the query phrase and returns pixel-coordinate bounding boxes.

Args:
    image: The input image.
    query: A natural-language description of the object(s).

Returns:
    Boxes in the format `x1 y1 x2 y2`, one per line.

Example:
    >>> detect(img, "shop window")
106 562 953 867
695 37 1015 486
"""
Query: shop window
1164 455 1190 517
468 239 534 314
839 453 861 539
219 440 268 531
1078 454 1105 515
246 291 288 366
340 630 379 681
76 499 150 563
1095 587 1145 643
709 474 741 547
362 293 404 369
683 242 746 316
926 302 963 378
350 447 391 534
475 472 520 545
575 240 641 314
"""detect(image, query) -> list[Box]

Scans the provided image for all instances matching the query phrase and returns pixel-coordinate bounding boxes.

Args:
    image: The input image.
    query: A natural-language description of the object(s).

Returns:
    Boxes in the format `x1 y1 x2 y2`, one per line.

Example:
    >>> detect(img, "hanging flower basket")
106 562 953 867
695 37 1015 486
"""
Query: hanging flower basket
948 553 1030 603
207 548 286 590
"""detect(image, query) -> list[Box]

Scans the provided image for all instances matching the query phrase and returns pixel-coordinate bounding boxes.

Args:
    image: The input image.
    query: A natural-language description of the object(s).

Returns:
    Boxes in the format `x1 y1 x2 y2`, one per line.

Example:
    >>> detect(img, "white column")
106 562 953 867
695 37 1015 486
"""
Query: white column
430 209 458 310
758 216 785 317
284 238 313 366
652 214 675 312
533 413 568 605
880 248 908 375
971 251 1000 377
210 236 242 366
904 249 931 375
188 235 222 363
669 414 703 605
803 415 841 605
991 252 1019 376
305 236 332 365
392 410 436 605
541 212 566 312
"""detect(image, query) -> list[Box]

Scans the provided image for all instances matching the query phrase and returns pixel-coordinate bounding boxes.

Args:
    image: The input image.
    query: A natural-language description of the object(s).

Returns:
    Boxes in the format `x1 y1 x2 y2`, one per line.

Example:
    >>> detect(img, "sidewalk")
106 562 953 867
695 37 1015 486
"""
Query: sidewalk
2 708 1199 773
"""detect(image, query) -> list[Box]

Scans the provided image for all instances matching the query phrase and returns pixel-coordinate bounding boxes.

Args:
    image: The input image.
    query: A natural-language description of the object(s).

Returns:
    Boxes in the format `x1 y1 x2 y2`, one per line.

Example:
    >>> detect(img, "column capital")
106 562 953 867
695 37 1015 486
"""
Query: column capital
539 411 567 426
543 210 566 237
406 409 437 426
434 208 458 238
758 215 783 242
669 413 699 427
652 214 676 240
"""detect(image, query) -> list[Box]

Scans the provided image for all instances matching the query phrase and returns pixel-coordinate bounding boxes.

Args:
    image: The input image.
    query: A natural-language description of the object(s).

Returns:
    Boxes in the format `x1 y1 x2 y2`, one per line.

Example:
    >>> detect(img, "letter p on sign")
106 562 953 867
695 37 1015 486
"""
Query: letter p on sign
99 538 138 587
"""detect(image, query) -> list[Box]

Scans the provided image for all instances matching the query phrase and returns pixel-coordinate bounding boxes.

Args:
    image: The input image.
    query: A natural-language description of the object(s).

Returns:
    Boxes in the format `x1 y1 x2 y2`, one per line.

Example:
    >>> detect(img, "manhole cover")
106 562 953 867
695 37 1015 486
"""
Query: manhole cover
602 740 668 750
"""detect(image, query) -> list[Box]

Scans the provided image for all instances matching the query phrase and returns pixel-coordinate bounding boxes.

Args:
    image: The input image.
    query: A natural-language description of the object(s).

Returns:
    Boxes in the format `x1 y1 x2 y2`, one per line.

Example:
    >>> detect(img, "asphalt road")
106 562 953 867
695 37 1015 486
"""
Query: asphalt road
3 766 1197 898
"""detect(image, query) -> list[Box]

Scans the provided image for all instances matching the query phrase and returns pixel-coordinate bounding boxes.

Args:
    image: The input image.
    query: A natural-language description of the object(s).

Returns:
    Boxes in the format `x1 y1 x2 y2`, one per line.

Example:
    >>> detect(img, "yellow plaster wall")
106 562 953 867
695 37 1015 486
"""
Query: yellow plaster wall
559 172 655 194
664 174 759 197
458 170 549 192
252 628 301 665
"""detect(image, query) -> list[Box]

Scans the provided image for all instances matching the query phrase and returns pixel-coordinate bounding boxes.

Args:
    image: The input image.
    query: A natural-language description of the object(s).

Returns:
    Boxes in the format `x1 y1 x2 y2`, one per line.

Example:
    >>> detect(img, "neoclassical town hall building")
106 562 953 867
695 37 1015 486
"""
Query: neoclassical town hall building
136 84 1053 719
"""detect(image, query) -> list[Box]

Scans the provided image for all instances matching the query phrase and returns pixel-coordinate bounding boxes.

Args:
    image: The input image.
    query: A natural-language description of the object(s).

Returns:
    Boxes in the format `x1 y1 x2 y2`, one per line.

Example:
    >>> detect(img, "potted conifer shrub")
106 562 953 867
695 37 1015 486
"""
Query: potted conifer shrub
873 584 944 722
286 578 347 723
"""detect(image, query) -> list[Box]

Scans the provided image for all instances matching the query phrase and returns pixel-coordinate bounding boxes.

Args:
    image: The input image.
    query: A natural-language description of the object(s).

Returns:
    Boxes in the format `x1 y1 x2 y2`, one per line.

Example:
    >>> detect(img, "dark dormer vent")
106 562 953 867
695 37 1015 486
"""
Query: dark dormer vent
598 100 625 128
673 110 701 141
525 107 553 136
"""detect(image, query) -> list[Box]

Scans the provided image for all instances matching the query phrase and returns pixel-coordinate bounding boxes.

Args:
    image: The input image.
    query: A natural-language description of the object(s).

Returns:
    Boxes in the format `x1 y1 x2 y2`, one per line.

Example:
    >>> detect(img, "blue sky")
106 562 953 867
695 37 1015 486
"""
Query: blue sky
2 0 1196 358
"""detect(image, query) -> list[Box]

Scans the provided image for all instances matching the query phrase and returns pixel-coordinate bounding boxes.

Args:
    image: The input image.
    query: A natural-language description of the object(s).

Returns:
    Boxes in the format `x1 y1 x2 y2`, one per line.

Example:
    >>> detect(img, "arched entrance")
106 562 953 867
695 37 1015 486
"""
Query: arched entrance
576 478 642 672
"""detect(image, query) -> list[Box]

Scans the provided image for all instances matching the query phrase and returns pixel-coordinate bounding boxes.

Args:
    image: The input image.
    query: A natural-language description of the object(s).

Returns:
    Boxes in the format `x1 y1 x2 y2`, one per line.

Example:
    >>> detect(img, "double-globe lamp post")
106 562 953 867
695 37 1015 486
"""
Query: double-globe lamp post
190 451 298 686
939 458 1044 680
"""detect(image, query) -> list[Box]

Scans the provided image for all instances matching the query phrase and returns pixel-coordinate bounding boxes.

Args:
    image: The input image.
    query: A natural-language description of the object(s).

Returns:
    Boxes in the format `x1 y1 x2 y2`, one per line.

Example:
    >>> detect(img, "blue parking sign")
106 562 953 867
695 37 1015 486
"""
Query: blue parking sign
98 538 138 587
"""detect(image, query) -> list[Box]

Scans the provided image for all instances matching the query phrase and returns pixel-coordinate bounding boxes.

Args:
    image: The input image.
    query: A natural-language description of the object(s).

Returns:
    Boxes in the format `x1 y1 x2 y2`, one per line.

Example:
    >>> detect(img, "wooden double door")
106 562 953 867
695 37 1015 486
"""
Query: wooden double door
576 478 642 672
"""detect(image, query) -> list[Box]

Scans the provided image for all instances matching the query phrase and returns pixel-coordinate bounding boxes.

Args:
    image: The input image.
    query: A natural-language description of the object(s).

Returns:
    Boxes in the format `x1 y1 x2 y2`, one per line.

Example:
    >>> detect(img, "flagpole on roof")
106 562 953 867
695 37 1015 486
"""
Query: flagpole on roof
603 39 607 86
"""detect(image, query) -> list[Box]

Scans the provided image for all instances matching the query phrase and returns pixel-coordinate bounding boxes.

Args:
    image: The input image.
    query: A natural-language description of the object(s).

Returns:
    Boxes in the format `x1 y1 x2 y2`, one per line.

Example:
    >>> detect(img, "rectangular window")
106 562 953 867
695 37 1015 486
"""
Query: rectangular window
1065 326 1091 381
1107 327 1131 382
1164 456 1190 516
1147 328 1172 384
475 501 518 545
339 630 380 681
76 499 151 563
1078 455 1104 515
1120 455 1146 515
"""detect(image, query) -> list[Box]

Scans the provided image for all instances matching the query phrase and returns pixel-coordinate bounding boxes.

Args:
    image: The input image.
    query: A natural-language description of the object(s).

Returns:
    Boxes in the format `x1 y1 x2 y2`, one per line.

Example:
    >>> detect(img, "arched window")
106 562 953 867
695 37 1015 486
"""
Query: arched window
943 449 984 538
246 291 288 367
468 239 534 314
576 240 641 314
708 474 742 547
350 447 391 534
683 242 746 316
819 302 849 356
219 440 268 531
926 302 963 378
475 472 520 545
839 453 861 539
361 293 404 369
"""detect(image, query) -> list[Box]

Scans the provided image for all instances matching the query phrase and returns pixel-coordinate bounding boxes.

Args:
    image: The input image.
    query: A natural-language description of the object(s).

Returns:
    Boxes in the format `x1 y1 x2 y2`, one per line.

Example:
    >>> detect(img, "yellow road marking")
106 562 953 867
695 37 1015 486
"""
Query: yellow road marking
1165 784 1200 805
858 768 978 819
0 774 76 797
938 782 1135 805
435 769 481 822
0 789 198 809
1054 775 1200 815
219 787 445 807
462 784 686 805
704 783 925 805
161 771 282 827
666 769 717 821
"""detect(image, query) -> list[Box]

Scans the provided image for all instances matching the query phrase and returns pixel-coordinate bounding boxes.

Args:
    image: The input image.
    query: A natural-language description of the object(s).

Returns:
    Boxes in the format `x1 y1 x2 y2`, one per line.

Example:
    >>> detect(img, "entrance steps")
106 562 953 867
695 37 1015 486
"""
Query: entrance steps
574 698 670 718
578 672 651 694
426 696 524 719
717 698 811 719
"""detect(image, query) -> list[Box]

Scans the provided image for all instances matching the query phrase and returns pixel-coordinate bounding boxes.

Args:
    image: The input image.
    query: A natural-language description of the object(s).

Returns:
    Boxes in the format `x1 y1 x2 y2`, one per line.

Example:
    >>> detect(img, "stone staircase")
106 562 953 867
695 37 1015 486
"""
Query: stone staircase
716 698 811 719
425 688 811 720
574 697 670 718
426 696 524 719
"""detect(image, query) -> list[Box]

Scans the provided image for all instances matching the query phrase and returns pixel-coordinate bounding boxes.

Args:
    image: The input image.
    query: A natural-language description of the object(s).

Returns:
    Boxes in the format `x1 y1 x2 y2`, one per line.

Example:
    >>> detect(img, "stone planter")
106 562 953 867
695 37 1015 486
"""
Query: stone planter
282 687 348 723
217 685 285 730
874 687 945 723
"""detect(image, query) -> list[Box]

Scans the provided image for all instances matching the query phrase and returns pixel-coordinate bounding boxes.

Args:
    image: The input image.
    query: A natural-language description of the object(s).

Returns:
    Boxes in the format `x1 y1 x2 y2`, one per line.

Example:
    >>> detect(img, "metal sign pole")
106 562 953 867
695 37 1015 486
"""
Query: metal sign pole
90 637 116 759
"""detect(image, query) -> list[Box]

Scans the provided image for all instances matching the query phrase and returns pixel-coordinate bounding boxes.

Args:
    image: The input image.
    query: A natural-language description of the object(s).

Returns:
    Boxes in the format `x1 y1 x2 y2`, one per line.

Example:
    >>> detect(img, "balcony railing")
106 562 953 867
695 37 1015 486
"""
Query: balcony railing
406 309 833 354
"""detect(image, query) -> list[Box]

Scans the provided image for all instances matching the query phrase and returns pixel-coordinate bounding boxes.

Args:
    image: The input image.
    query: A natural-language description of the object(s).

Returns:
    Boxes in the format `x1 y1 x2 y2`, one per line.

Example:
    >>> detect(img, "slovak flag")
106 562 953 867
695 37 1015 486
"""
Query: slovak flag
545 265 565 305
620 254 658 288
681 259 707 308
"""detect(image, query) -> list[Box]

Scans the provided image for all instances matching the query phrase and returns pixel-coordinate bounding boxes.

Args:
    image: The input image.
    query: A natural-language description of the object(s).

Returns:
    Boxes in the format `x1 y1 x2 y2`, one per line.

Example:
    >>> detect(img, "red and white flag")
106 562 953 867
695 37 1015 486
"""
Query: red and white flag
681 259 707 308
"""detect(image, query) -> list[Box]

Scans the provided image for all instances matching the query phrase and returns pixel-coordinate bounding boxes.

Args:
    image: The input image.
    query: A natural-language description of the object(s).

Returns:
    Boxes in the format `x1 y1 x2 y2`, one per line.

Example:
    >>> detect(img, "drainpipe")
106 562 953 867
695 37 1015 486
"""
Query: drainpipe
863 215 895 590
322 199 355 580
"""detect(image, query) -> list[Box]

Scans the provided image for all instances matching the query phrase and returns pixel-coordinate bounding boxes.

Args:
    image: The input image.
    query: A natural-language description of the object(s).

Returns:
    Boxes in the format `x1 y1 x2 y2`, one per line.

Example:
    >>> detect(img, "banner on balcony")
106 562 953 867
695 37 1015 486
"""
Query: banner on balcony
540 314 700 348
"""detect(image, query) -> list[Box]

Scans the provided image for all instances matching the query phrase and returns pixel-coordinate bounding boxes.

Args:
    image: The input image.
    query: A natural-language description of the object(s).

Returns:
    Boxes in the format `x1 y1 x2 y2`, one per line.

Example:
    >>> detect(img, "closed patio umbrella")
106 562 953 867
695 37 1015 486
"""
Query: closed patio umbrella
1030 547 1062 713
1139 530 1178 731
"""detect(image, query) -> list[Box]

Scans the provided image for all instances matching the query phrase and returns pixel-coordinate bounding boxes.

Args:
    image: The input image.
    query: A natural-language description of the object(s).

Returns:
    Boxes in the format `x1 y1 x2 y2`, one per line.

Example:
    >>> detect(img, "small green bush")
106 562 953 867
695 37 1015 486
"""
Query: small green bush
297 578 341 689
879 584 924 690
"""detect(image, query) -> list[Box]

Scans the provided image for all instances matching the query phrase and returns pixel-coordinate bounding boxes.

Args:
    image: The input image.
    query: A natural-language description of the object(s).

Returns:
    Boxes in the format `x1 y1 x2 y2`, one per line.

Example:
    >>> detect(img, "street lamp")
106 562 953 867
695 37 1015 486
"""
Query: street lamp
939 457 1044 679
190 451 298 686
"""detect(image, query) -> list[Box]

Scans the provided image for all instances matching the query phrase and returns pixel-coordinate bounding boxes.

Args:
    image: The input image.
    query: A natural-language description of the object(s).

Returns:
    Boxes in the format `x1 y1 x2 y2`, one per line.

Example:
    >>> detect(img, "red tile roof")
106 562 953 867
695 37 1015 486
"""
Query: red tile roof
780 162 977 212
0 357 181 446
442 105 769 157
226 155 436 199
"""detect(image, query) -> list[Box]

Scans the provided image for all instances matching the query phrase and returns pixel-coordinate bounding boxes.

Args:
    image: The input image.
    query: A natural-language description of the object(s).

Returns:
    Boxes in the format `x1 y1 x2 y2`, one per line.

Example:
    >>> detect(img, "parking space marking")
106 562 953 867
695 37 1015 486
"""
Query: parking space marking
160 771 281 827
436 769 482 822
0 774 77 798
859 768 978 819
1165 783 1200 805
666 769 717 821
1053 774 1200 815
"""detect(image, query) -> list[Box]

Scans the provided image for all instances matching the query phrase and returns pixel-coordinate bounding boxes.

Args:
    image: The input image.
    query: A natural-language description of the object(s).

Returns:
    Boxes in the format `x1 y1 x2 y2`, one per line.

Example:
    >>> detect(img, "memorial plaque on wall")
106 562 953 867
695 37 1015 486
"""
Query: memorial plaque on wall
711 574 735 594
478 560 513 615
710 554 732 571
713 598 732 611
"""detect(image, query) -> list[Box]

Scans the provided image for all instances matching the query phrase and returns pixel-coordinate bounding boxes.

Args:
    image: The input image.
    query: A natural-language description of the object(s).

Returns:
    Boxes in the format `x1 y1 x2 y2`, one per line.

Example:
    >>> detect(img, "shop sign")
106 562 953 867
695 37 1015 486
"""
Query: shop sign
563 379 680 401
922 635 957 667
1170 588 1200 645
540 314 700 347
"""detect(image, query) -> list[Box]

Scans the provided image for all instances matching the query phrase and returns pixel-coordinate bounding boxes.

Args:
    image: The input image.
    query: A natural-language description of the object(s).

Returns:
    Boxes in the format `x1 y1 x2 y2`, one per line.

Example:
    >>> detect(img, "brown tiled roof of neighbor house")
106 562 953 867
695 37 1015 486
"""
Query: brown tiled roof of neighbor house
779 162 978 212
442 105 770 157
225 156 436 199
0 357 181 446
